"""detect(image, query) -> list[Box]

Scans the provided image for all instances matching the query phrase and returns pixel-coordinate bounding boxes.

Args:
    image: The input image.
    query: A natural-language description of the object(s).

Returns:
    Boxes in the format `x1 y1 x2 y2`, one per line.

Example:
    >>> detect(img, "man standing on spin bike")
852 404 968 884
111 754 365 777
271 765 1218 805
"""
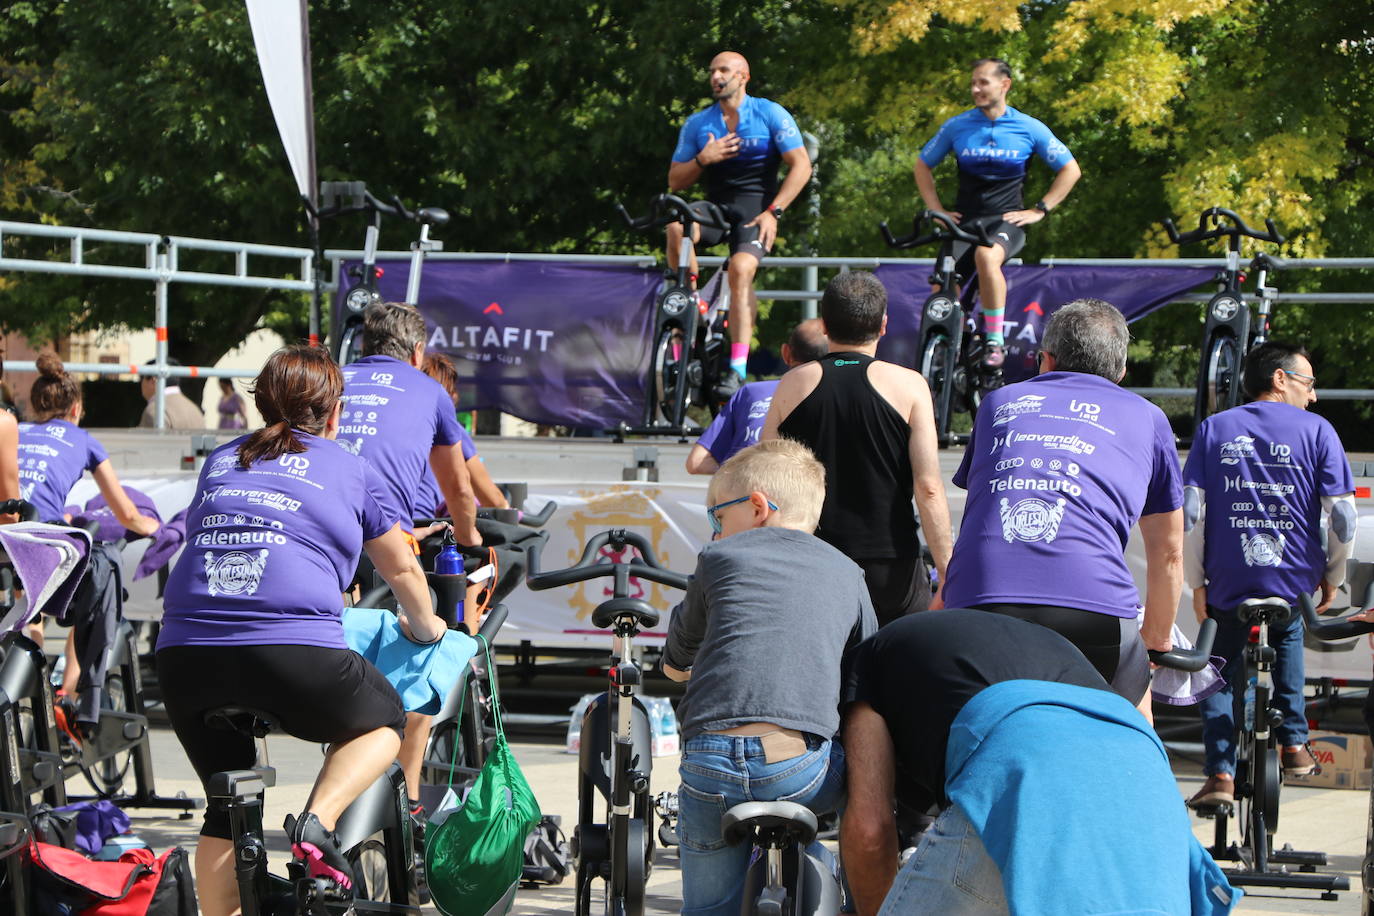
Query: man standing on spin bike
914 57 1081 369
1183 343 1355 807
668 51 812 401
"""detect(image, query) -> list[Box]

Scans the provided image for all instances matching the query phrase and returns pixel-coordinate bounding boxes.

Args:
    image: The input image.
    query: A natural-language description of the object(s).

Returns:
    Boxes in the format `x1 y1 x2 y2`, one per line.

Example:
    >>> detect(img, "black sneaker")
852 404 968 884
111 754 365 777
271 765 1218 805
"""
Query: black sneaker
714 370 743 403
286 811 354 890
982 343 1005 369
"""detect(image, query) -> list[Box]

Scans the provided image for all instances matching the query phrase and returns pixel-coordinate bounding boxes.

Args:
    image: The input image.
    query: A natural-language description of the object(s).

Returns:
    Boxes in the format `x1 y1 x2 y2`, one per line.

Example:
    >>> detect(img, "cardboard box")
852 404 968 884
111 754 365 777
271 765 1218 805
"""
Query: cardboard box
1286 730 1373 790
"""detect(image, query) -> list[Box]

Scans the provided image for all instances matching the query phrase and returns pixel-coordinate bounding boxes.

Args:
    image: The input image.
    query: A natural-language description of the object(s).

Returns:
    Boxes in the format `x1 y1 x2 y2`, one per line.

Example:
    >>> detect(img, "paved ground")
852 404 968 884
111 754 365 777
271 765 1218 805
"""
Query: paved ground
90 722 1367 915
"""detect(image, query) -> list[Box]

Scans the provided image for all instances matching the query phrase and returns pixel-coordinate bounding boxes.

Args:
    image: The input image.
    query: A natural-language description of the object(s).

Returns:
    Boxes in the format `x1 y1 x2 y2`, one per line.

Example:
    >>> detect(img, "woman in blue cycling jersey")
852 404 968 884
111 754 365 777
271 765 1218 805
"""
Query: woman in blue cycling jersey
156 345 445 916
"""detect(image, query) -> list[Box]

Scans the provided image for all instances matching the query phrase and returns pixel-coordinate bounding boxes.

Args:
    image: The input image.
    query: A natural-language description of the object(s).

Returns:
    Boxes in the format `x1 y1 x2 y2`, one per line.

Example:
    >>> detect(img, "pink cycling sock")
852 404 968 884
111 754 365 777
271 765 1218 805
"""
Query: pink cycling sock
982 308 1005 346
730 342 749 379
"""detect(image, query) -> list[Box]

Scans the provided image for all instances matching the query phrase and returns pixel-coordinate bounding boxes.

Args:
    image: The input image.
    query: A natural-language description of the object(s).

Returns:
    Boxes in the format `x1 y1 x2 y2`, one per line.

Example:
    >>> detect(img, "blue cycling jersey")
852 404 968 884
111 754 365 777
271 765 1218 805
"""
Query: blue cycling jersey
672 94 804 199
919 106 1073 218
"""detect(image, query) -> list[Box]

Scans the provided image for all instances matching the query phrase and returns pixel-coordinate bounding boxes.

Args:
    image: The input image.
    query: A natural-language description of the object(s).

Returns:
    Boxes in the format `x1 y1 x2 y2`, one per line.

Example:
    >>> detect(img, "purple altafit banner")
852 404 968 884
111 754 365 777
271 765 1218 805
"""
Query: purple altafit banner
335 260 659 428
874 264 1214 383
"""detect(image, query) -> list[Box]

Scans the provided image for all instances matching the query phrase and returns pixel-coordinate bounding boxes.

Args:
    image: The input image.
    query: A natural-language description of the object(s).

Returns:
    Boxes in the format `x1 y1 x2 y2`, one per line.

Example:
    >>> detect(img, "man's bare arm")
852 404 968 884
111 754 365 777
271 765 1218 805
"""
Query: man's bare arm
840 703 899 916
760 363 819 441
908 376 952 584
1138 508 1184 652
769 147 812 213
685 444 720 476
431 443 481 546
1040 159 1081 210
913 159 954 218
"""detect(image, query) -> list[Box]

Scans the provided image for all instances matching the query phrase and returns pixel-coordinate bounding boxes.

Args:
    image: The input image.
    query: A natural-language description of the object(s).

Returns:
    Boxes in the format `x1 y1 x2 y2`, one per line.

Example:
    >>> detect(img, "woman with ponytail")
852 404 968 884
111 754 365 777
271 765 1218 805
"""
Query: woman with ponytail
156 345 444 916
18 354 159 534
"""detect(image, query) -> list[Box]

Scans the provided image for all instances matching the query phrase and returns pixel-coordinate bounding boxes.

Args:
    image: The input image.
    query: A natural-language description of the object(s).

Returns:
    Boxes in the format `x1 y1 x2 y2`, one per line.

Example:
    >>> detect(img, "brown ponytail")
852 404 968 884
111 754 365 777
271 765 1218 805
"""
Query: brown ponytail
31 353 82 422
236 346 343 468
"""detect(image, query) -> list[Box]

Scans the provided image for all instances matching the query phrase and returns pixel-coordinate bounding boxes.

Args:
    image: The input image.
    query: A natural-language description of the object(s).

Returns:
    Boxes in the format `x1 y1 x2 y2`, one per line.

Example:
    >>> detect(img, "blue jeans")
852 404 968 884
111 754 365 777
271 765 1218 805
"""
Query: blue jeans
1199 604 1308 777
879 804 1008 915
677 732 845 916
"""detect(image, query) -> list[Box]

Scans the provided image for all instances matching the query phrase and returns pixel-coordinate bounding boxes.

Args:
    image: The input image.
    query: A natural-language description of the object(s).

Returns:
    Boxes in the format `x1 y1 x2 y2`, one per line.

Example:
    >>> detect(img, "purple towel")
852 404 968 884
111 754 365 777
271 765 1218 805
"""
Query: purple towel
55 800 131 855
135 506 189 581
0 523 92 630
70 486 163 543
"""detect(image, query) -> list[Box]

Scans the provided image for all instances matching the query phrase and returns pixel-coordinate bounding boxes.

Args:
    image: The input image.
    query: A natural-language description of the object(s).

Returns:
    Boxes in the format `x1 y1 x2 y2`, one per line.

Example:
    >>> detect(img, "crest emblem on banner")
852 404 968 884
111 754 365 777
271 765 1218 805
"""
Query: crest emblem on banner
565 486 674 625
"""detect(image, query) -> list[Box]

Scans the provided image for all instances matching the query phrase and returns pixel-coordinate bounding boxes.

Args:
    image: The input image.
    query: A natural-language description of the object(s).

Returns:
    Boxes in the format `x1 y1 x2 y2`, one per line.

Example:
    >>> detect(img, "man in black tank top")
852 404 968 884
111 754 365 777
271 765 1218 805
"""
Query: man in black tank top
764 271 952 624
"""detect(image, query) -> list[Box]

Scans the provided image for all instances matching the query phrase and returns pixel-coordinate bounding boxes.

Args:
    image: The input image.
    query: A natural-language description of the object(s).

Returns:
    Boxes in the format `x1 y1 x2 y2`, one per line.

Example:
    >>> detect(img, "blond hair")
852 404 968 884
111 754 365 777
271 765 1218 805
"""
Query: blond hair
709 439 826 532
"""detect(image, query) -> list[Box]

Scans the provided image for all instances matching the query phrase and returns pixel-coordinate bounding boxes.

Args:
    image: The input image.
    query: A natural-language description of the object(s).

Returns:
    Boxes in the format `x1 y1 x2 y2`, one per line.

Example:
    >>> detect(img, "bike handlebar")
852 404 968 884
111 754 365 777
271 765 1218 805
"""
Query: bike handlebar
1147 618 1218 672
1298 592 1374 640
313 181 450 228
476 601 508 643
1161 207 1285 248
879 210 994 251
1249 252 1289 273
616 193 731 234
526 528 690 592
0 500 37 522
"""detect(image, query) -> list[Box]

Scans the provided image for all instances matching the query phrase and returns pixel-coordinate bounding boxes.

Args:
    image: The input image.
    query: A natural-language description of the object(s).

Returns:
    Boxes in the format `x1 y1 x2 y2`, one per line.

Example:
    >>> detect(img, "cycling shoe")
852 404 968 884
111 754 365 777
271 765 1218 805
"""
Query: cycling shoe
286 811 354 890
713 370 743 403
982 343 1005 369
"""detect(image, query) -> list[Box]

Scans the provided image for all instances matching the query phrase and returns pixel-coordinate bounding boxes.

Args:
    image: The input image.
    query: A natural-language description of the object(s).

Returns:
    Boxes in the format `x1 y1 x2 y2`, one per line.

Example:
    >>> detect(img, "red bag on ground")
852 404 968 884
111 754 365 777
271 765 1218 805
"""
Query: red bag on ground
28 840 196 916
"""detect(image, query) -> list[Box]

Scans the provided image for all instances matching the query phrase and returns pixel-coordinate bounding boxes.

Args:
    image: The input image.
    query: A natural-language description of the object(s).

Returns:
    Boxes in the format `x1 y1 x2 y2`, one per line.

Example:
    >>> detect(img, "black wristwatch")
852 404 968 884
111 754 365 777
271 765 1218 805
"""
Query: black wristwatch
1034 200 1051 215
768 204 785 219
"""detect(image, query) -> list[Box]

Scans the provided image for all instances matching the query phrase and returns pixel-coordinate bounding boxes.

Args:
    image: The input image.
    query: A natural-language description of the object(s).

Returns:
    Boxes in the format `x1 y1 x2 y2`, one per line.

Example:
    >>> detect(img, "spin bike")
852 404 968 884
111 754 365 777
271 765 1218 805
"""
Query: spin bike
312 181 449 366
1187 596 1348 899
616 194 734 439
1301 591 1374 912
1161 207 1286 434
880 211 998 446
526 528 689 916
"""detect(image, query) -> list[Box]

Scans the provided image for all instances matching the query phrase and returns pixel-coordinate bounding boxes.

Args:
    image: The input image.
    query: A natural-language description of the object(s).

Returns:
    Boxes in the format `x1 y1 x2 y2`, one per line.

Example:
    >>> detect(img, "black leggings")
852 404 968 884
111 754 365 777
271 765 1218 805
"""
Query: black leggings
976 604 1151 704
857 556 932 627
157 643 406 839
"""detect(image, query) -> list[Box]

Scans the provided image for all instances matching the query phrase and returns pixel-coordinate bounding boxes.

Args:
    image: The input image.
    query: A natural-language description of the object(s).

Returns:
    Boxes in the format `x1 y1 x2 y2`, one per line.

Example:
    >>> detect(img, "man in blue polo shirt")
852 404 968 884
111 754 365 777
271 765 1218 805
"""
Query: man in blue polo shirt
669 51 812 400
914 58 1082 369
1183 342 1355 808
686 318 827 474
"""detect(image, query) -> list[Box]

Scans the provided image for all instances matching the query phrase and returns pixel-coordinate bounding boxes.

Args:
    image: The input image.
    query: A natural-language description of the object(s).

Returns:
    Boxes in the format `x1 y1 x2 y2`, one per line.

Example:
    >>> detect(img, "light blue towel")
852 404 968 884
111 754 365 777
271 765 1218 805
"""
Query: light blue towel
342 607 478 715
946 680 1241 916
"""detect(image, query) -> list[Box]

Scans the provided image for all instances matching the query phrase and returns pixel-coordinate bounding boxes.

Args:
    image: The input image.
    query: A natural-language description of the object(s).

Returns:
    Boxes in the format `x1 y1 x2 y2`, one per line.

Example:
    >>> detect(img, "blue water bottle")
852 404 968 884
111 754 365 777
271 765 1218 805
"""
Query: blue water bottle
434 528 465 626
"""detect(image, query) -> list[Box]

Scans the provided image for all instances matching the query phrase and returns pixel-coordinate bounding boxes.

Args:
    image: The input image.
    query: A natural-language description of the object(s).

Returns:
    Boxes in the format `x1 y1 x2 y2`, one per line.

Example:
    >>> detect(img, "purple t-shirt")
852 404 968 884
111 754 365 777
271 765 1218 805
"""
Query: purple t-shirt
696 381 777 465
17 420 109 523
158 434 401 649
1183 401 1353 610
340 355 462 529
943 372 1183 617
414 426 479 518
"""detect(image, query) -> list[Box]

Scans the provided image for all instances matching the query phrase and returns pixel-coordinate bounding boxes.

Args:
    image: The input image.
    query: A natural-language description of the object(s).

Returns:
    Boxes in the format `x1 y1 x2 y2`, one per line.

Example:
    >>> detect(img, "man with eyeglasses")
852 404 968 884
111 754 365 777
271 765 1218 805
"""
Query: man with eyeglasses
939 298 1183 718
1182 341 1355 808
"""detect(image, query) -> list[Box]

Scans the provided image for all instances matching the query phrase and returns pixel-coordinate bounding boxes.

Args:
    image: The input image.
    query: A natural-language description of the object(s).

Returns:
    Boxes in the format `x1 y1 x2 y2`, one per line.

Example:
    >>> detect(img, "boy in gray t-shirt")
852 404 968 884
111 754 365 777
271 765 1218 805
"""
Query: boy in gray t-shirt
662 438 877 915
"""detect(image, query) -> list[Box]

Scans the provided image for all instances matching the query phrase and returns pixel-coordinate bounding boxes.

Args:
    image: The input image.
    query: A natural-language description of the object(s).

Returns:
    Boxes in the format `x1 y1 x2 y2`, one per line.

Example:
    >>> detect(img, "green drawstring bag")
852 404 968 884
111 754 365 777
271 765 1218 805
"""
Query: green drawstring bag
425 635 542 916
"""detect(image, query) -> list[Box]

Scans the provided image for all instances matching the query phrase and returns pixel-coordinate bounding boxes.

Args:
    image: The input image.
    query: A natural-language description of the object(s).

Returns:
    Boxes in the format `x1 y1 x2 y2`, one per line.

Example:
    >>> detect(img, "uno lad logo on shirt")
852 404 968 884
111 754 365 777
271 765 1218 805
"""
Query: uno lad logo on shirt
277 455 311 477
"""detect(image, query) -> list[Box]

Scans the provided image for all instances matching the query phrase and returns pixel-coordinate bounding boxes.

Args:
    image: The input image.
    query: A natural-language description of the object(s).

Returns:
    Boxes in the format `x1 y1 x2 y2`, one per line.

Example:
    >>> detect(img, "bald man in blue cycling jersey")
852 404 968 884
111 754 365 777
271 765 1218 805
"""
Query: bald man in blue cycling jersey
669 51 813 401
914 58 1082 369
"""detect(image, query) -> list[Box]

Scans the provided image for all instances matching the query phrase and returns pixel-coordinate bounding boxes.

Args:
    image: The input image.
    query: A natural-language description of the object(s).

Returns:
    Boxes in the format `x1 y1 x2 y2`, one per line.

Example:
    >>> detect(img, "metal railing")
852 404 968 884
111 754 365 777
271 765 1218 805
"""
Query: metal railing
3 216 1373 417
0 221 314 426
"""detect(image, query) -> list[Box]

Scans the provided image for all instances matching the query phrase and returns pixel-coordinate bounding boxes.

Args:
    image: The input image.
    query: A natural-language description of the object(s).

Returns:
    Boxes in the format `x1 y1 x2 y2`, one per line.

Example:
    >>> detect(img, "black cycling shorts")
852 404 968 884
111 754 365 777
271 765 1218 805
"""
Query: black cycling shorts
975 603 1151 704
690 195 769 261
952 215 1026 286
157 643 406 839
856 555 932 627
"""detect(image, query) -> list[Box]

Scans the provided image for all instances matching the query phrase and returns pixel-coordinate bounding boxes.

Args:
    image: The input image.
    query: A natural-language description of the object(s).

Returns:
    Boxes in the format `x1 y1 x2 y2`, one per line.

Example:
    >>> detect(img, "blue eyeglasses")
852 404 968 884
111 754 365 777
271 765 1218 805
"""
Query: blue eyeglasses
706 494 779 536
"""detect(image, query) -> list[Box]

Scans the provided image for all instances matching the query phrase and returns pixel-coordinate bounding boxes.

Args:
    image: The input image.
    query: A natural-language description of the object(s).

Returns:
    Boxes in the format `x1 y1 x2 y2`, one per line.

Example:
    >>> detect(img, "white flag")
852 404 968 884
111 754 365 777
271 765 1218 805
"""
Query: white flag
245 0 316 205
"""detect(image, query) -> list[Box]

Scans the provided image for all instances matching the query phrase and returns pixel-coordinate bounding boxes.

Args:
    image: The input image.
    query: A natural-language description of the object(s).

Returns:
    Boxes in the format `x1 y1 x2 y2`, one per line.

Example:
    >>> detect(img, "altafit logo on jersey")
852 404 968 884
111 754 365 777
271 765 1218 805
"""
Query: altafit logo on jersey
961 147 1026 160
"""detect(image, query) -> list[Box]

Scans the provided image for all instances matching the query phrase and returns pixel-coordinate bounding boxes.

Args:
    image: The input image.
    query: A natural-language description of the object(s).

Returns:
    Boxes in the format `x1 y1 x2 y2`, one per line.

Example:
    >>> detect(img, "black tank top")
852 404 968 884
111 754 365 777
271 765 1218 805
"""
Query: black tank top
777 352 919 559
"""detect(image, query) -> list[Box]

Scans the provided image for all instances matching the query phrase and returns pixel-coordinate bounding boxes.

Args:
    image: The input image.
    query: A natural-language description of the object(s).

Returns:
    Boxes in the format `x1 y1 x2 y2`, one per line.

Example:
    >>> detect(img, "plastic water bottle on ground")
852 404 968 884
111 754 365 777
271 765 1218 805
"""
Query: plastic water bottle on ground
565 694 596 754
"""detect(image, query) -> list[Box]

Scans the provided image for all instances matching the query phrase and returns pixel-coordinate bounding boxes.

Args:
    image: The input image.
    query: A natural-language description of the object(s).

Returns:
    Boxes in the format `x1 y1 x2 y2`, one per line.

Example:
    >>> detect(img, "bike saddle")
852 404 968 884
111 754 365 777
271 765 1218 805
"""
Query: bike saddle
722 801 819 848
1236 596 1293 625
591 596 660 630
417 206 450 227
203 705 282 739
